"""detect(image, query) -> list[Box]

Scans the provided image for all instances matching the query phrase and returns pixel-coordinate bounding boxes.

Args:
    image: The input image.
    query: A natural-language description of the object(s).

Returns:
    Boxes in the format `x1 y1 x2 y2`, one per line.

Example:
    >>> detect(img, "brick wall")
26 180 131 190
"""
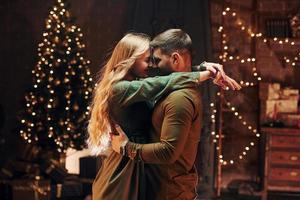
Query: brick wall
210 0 300 189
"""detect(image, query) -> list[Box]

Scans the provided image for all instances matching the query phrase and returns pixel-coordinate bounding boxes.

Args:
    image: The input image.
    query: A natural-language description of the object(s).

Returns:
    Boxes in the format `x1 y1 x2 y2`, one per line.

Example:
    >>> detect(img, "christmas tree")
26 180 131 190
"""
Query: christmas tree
18 0 93 154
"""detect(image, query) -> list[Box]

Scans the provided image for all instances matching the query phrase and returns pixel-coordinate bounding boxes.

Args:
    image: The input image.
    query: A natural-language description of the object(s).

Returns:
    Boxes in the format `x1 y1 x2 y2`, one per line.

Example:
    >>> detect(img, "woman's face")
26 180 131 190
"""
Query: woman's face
131 49 150 78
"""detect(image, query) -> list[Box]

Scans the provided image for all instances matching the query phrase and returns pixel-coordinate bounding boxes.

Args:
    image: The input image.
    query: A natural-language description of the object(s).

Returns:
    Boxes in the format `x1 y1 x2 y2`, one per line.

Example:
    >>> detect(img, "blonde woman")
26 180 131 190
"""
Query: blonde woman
88 33 230 200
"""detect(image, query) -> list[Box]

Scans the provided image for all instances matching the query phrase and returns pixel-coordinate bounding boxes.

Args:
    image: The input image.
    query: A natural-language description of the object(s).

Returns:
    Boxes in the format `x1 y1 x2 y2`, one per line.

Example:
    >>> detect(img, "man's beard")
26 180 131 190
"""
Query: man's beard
147 67 174 77
146 66 160 77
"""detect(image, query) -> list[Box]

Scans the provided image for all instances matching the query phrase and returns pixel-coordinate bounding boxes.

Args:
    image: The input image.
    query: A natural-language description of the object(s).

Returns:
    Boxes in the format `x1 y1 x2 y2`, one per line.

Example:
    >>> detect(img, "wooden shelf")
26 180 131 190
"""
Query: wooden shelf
261 128 300 200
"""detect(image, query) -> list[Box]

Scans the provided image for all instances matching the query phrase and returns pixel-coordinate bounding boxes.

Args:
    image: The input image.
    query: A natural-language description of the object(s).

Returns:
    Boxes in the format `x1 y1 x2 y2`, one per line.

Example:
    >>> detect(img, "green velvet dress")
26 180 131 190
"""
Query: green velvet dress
92 72 201 200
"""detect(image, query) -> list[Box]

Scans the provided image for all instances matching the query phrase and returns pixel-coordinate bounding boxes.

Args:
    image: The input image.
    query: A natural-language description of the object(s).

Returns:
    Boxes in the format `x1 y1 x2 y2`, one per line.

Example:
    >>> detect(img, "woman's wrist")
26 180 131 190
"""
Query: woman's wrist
207 66 218 78
202 62 219 78
208 70 216 79
199 71 212 82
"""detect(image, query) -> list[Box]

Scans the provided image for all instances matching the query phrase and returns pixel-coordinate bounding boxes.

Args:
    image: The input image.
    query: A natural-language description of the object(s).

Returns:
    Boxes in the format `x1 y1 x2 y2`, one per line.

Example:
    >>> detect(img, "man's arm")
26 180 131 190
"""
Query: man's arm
112 92 197 164
112 71 211 107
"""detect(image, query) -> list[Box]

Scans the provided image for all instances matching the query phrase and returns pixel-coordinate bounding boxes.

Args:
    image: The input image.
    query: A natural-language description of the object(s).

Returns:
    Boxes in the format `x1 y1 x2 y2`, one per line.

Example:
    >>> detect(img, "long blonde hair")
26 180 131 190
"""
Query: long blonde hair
88 33 150 155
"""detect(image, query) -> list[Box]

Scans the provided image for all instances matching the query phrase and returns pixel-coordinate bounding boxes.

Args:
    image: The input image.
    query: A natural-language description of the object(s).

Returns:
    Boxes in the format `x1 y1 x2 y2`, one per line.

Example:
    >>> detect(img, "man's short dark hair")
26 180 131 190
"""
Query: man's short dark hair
150 29 194 56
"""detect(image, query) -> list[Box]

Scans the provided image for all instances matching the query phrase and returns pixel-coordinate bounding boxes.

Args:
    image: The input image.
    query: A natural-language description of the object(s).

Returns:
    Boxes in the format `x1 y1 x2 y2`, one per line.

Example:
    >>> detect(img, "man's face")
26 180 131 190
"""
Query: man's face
151 48 175 75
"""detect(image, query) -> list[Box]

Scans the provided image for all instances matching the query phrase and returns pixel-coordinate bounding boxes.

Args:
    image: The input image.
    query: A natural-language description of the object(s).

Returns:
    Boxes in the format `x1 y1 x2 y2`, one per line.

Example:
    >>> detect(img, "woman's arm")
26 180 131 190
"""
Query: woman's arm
112 71 212 107
194 62 242 90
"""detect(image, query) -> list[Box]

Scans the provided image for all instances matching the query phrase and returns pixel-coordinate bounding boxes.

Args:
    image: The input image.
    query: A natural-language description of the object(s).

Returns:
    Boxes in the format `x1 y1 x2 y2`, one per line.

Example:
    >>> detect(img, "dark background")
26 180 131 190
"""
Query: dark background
5 0 299 198
0 0 215 198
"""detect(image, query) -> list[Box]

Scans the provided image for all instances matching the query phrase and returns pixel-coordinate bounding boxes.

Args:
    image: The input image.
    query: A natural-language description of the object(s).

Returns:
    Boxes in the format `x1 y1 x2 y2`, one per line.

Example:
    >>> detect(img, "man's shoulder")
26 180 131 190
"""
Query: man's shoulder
161 88 201 107
166 87 200 99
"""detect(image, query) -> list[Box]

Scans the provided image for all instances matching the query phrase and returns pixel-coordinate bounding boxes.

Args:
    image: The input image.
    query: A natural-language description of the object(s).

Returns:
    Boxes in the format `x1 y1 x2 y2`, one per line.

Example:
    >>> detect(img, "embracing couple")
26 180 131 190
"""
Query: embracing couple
88 29 241 200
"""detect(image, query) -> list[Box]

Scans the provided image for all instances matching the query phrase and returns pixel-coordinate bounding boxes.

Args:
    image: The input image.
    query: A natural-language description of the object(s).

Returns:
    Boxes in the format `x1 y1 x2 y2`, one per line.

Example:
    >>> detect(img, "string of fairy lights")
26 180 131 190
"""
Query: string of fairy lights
263 37 300 67
213 5 299 165
221 6 300 68
218 25 262 88
19 0 93 153
215 6 261 166
283 52 300 67
210 99 259 165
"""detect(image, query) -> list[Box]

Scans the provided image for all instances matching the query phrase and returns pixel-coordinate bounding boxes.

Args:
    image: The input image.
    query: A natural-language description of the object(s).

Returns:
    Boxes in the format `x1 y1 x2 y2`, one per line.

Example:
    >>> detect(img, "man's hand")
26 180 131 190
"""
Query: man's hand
111 125 129 154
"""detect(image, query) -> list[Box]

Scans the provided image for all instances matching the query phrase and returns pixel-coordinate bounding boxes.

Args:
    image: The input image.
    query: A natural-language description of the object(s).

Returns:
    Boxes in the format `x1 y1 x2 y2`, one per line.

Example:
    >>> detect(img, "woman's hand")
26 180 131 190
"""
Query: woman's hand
111 125 129 154
203 62 226 80
202 62 241 90
213 73 242 90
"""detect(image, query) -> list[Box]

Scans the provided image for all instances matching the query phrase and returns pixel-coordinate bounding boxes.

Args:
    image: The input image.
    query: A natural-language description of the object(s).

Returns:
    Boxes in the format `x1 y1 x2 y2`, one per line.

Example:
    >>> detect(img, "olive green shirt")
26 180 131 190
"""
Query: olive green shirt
129 88 202 200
